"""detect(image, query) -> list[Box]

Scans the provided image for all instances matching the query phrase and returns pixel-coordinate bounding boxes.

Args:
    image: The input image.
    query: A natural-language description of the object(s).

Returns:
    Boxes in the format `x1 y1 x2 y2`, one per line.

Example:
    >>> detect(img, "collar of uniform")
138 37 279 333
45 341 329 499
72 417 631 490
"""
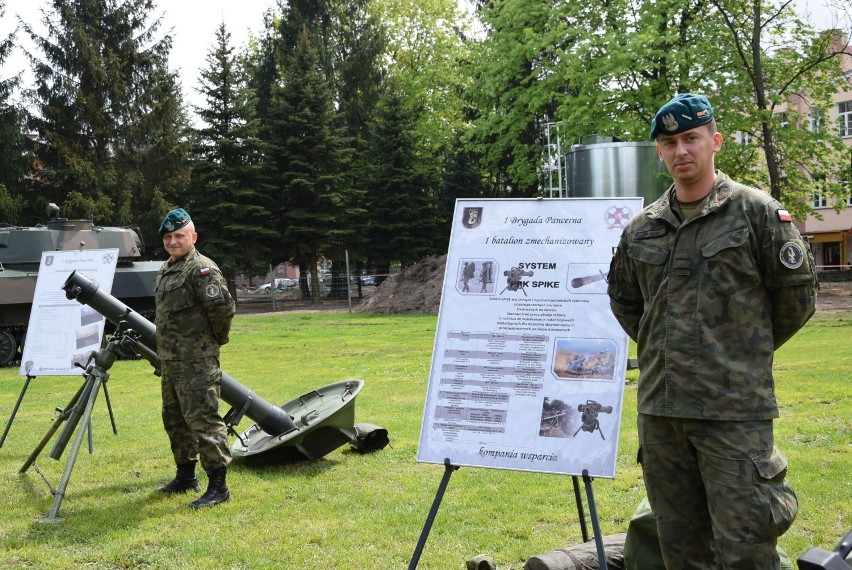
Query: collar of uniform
699 170 734 215
647 170 734 226
645 186 680 227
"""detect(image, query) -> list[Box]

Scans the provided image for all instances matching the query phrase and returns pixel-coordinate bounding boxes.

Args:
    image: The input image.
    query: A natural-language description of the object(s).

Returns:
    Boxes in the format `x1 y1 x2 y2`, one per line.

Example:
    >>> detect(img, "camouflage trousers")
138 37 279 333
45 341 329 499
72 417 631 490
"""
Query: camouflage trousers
160 357 232 472
637 414 797 570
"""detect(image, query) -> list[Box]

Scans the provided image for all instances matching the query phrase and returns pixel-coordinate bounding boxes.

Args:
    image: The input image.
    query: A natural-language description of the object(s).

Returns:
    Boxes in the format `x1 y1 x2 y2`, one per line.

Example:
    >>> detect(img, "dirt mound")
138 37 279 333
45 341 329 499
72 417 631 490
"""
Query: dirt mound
354 254 447 314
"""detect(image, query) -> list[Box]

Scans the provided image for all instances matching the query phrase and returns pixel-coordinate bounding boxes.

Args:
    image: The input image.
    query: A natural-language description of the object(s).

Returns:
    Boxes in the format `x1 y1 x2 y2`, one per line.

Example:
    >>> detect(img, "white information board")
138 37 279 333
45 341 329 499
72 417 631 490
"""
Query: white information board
417 198 643 478
20 249 119 377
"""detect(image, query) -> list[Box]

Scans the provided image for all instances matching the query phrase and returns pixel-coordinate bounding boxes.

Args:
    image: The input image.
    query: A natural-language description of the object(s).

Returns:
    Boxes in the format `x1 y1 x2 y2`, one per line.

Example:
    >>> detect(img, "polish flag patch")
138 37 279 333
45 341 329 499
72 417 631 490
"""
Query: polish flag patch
777 209 792 222
200 267 211 275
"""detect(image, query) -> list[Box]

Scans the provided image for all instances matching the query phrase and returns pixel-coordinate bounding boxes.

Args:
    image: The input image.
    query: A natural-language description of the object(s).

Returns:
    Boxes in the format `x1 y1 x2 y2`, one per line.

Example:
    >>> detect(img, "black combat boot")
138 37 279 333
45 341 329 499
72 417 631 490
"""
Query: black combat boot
155 461 200 494
189 468 230 509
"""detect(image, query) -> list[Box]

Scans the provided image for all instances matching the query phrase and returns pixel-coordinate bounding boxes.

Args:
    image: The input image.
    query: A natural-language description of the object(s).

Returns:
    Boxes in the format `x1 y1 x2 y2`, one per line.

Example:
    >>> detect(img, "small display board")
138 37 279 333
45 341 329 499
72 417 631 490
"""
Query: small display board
20 249 119 377
417 198 642 478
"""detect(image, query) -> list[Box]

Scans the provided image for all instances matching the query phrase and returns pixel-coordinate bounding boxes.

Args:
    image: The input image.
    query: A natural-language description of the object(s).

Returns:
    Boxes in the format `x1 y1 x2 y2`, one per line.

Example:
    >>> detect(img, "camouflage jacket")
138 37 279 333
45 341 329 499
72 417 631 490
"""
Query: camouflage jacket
607 171 816 420
154 248 235 362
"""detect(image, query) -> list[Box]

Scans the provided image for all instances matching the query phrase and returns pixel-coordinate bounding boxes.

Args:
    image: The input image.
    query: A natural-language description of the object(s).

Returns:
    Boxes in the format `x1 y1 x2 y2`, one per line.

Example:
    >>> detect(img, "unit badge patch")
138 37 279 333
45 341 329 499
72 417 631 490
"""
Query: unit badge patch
779 241 804 269
205 283 221 298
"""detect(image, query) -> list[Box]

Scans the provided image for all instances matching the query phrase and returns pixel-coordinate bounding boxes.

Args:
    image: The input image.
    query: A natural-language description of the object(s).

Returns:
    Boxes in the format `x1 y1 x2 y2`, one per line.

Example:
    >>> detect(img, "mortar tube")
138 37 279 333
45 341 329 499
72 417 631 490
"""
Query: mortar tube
62 270 298 437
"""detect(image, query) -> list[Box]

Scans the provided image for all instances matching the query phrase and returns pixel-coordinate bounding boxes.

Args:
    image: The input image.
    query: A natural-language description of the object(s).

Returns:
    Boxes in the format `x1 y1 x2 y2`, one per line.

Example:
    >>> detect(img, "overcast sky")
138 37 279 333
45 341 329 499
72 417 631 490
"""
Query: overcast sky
0 0 276 113
0 0 848 121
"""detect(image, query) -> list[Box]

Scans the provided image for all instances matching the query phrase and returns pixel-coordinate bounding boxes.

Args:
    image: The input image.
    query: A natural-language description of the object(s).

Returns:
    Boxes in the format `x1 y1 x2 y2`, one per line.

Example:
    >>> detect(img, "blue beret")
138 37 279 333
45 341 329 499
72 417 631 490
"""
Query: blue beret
158 208 192 238
650 93 714 140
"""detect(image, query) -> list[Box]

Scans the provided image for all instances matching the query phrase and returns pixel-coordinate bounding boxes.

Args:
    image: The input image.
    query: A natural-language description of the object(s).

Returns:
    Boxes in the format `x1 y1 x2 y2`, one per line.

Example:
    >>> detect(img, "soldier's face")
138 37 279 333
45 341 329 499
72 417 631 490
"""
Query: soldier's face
162 223 197 260
656 125 722 187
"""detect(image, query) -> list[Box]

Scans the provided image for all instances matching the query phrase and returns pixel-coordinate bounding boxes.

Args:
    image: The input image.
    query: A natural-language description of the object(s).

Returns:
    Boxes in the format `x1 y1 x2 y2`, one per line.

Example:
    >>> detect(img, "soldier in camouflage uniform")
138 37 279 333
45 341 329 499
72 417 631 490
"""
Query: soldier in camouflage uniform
607 94 816 569
153 208 235 509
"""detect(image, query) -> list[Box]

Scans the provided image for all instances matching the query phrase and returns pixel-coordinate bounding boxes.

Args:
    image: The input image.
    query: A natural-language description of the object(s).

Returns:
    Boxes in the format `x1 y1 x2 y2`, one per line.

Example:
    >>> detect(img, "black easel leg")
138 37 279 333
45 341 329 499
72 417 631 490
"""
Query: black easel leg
582 469 608 570
0 374 34 448
409 458 458 570
572 475 589 543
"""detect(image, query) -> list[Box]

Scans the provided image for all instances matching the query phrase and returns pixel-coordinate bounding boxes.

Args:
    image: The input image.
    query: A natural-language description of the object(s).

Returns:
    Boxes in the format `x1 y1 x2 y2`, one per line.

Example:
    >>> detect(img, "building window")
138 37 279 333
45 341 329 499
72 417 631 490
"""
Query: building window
777 112 788 128
736 131 752 145
808 109 826 133
838 101 852 138
812 191 828 208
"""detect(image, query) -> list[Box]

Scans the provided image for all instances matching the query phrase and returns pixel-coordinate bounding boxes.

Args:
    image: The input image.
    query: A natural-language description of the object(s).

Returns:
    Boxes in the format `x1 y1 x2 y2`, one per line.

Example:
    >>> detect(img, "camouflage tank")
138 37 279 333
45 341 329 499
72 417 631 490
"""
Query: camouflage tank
0 204 163 366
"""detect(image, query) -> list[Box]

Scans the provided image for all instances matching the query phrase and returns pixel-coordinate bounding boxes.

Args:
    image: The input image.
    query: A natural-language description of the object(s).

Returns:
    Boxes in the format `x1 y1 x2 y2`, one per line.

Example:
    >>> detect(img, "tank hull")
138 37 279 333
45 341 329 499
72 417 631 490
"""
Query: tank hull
0 208 162 365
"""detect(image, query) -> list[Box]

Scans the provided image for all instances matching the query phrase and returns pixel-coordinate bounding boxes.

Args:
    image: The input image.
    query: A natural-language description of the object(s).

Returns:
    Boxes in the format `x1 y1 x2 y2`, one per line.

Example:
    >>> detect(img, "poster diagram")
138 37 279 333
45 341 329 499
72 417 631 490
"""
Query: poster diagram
417 198 643 478
20 249 119 377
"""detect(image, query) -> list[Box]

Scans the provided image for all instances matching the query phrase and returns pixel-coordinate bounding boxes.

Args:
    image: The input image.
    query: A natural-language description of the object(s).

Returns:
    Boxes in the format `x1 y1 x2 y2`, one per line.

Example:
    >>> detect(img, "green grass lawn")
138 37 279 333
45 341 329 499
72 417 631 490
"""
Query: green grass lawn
0 310 849 569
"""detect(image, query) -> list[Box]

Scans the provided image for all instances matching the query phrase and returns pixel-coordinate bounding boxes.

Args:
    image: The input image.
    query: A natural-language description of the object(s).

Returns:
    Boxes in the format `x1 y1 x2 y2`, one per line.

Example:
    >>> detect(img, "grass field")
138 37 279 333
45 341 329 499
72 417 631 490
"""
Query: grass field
0 310 849 569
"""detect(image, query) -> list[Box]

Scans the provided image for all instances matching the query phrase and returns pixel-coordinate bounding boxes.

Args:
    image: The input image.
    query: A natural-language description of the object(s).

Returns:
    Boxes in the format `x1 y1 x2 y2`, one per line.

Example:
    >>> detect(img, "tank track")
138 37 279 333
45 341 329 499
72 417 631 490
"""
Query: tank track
0 322 26 368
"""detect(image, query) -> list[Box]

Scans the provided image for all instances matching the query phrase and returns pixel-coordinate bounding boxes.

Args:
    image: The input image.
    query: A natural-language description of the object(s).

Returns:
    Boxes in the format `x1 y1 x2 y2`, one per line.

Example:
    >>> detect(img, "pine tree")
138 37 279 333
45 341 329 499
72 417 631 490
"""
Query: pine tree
362 82 439 275
23 0 189 241
0 1 30 223
265 26 356 301
188 22 277 293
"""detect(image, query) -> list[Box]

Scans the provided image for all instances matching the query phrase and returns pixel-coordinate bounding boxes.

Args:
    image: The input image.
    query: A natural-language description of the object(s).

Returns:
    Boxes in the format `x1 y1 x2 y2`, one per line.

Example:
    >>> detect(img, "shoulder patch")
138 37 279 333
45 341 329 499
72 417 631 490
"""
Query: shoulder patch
205 283 221 298
776 209 792 222
200 267 211 275
779 242 804 269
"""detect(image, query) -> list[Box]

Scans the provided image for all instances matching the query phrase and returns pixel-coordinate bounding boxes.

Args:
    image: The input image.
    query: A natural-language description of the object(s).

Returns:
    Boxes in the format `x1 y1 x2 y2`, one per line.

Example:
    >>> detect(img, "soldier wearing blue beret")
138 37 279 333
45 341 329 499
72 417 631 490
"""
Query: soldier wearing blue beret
153 208 235 509
608 93 816 568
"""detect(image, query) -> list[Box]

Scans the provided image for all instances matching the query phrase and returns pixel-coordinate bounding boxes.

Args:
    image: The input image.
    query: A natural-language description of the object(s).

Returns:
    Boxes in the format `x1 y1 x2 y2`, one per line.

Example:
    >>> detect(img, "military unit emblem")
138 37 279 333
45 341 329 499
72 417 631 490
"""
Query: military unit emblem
662 113 679 132
779 242 805 269
605 205 633 230
205 283 221 298
462 207 483 229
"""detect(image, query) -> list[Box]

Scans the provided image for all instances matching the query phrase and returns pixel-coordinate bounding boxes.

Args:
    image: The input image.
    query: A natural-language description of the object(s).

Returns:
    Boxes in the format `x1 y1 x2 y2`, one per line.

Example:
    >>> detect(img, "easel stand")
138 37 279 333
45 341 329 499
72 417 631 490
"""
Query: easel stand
18 340 120 522
0 371 36 448
409 461 609 569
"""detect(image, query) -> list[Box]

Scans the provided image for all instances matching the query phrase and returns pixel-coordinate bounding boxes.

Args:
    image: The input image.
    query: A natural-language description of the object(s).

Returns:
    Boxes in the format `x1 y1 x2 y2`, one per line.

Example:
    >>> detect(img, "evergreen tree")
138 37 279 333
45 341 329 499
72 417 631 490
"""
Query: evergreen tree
362 82 439 276
435 136 488 253
188 22 276 294
22 0 189 241
266 26 356 301
0 1 30 223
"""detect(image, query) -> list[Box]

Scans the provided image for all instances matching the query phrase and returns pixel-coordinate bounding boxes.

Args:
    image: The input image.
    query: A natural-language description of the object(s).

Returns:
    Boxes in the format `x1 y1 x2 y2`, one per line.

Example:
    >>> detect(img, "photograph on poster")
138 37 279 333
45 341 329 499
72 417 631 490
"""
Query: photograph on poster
552 337 618 381
74 324 101 350
573 399 614 440
566 263 610 294
80 305 102 327
456 258 498 294
75 323 101 349
538 397 573 438
499 266 535 296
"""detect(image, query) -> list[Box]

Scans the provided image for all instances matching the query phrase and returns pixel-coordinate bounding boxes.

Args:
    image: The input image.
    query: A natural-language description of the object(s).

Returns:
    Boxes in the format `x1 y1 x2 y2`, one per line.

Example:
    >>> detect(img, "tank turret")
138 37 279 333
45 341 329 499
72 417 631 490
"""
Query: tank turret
0 204 163 366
